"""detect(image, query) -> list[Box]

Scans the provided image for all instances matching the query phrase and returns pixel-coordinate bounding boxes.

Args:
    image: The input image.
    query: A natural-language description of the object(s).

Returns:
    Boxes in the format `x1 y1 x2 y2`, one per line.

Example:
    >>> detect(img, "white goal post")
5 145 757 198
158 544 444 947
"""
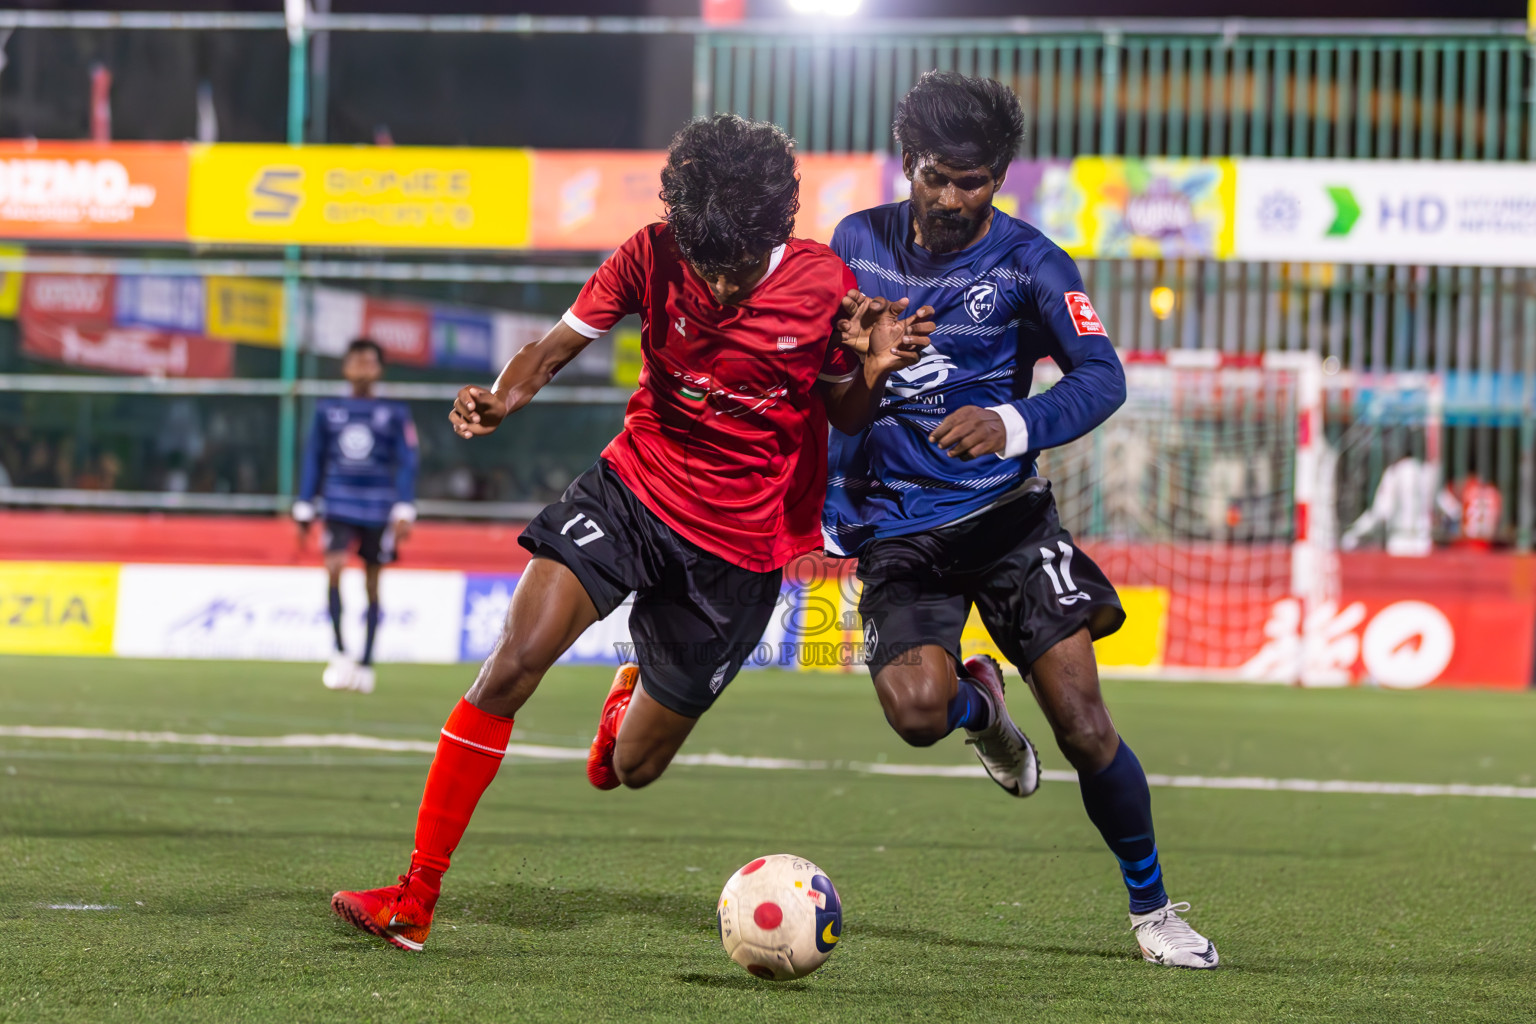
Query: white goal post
1033 349 1335 684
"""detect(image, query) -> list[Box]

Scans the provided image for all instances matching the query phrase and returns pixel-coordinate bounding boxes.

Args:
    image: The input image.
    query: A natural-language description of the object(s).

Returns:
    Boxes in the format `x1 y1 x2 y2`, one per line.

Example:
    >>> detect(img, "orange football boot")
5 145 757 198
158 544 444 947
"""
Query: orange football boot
330 866 439 952
587 663 639 790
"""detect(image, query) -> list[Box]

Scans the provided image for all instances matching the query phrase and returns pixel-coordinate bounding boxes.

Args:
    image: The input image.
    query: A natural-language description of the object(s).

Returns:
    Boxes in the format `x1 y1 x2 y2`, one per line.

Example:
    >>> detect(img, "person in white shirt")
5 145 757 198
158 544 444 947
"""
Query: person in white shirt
1341 455 1460 557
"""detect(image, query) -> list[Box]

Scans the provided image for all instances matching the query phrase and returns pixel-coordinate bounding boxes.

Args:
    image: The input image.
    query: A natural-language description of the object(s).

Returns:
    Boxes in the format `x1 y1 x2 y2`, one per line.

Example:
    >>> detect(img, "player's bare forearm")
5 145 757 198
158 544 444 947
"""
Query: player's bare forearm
823 301 934 434
822 361 892 436
451 321 594 439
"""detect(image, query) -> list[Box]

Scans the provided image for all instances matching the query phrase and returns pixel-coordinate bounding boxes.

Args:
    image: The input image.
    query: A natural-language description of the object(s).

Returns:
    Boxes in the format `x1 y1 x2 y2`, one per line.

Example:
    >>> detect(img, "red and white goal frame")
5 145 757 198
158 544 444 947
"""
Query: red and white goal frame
1033 349 1336 683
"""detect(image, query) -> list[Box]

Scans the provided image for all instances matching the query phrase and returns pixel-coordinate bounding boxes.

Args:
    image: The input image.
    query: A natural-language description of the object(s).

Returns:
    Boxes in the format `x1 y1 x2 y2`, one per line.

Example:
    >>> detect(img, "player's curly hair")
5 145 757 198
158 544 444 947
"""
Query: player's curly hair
660 114 800 277
893 71 1026 178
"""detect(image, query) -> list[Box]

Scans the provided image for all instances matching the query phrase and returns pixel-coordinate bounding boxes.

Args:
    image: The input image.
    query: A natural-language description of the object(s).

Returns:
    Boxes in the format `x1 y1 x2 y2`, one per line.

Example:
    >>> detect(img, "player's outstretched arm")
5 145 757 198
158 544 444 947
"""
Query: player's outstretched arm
821 299 935 435
292 406 327 545
450 321 595 440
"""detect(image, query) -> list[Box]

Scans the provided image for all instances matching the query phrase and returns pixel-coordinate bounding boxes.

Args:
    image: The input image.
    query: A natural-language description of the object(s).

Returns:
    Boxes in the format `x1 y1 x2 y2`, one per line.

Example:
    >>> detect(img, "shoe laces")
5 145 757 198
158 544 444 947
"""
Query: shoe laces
1134 902 1206 950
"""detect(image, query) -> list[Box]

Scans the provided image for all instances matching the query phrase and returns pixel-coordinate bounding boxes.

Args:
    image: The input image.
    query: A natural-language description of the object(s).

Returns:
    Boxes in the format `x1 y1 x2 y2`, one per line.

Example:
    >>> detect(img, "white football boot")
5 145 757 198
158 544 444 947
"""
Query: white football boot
322 654 357 690
1130 901 1219 969
350 665 376 695
962 654 1040 797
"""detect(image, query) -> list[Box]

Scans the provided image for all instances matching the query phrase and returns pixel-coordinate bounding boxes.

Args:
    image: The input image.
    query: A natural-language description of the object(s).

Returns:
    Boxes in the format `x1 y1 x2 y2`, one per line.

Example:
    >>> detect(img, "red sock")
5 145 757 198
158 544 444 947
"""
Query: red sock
410 698 514 886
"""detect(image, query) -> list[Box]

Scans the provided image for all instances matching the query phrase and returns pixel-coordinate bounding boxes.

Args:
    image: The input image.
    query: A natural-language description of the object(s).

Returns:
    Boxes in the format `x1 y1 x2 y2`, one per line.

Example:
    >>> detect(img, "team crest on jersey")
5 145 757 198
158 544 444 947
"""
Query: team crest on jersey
964 281 998 323
338 422 375 461
776 335 798 350
1065 291 1107 336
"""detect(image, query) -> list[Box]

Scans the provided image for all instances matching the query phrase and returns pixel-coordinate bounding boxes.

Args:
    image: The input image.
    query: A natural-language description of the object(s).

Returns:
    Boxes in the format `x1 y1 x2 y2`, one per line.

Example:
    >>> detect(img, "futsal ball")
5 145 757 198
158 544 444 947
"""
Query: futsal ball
717 853 842 981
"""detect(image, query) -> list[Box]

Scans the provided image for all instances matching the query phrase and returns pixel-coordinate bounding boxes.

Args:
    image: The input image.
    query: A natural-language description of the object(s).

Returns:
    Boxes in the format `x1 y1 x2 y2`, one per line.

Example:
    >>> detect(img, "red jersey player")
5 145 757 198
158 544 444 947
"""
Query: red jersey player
330 114 933 952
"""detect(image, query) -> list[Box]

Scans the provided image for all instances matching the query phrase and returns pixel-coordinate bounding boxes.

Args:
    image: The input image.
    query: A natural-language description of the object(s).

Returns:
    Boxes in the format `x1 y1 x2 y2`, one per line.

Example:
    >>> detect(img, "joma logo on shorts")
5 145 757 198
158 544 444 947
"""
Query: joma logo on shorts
1040 542 1090 605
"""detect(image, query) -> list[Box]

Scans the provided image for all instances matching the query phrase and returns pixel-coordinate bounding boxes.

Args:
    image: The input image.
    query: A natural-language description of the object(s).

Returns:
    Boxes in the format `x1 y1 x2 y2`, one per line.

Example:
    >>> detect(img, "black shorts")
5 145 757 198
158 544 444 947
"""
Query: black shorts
323 519 397 566
856 479 1125 674
518 459 783 718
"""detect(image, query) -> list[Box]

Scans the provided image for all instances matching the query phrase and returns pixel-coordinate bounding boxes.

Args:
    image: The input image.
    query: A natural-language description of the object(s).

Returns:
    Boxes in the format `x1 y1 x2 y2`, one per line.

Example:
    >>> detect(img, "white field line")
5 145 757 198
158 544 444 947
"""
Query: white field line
3 724 1535 800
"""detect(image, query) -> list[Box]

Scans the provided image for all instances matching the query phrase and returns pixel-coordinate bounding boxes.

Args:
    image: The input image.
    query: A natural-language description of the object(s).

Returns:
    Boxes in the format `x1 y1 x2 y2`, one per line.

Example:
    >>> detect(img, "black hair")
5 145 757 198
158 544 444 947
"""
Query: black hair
346 337 384 363
893 71 1026 178
659 114 799 277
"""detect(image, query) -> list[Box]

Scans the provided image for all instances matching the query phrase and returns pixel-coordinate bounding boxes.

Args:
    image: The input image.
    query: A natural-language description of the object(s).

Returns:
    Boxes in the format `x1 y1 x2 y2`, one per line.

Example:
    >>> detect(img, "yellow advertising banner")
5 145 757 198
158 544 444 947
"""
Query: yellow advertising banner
1092 585 1170 670
963 584 1170 671
0 243 22 317
206 275 285 346
188 144 533 249
0 561 120 656
1063 158 1235 260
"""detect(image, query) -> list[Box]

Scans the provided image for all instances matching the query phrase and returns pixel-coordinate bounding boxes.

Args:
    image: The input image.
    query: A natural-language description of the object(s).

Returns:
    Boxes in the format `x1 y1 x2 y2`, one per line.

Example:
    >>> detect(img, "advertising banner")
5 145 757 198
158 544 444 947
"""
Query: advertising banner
20 316 234 378
460 571 800 669
304 286 366 357
0 561 119 656
115 274 205 333
530 150 666 250
795 154 885 243
0 141 189 241
188 144 533 249
431 308 495 371
205 275 285 346
1065 157 1235 259
1234 159 1536 267
112 564 464 663
21 273 115 322
0 243 24 317
491 311 548 371
362 296 433 367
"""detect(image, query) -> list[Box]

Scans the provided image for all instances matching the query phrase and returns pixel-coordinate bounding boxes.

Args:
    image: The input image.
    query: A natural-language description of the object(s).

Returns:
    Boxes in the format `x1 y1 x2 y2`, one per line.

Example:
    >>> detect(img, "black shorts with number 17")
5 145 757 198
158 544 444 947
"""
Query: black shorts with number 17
517 459 782 719
857 479 1126 674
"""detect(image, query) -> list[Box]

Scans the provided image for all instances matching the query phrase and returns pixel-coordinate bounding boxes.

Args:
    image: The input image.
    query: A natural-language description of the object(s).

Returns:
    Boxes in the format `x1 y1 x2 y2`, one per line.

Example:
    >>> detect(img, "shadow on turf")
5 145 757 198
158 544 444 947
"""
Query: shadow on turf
452 881 708 933
442 883 1137 966
671 972 813 991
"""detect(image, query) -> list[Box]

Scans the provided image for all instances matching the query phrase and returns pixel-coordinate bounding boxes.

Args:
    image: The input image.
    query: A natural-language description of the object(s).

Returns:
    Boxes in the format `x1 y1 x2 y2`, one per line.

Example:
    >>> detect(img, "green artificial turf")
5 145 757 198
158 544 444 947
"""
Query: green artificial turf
1 656 1533 1023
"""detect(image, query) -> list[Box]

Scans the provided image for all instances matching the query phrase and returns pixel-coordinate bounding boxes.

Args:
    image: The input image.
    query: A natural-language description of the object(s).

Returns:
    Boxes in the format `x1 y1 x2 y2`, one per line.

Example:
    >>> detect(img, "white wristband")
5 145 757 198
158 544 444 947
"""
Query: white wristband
291 500 316 523
390 502 418 524
987 404 1031 459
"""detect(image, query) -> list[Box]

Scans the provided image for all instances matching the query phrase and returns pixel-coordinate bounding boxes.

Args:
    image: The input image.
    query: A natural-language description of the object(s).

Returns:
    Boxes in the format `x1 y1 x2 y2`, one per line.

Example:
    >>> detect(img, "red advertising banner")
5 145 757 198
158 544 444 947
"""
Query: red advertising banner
531 151 666 251
20 315 234 378
362 297 433 367
795 155 885 244
21 273 115 321
527 152 887 250
1097 544 1534 690
0 141 189 241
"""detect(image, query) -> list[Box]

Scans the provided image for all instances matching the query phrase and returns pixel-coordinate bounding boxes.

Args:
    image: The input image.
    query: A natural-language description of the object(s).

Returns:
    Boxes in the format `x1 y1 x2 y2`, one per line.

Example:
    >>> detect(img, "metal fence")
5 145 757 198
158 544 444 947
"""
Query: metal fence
702 21 1536 549
699 20 1535 160
1 14 1534 547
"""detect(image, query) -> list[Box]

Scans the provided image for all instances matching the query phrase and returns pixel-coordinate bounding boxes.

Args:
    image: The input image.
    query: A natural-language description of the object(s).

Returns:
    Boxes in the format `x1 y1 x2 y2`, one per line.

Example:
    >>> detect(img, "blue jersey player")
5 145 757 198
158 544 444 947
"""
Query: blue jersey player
294 337 420 695
827 72 1218 968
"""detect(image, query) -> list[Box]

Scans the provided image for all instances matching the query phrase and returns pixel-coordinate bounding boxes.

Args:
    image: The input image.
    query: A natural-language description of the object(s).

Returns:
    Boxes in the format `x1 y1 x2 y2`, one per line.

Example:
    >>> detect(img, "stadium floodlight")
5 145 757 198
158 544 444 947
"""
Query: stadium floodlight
787 0 863 16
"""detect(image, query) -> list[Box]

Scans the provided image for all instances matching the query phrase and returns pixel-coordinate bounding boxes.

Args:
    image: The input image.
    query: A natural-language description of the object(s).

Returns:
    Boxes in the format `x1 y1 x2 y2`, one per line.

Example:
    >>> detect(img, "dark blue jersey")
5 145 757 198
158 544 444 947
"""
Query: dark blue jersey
298 397 419 527
824 201 1126 555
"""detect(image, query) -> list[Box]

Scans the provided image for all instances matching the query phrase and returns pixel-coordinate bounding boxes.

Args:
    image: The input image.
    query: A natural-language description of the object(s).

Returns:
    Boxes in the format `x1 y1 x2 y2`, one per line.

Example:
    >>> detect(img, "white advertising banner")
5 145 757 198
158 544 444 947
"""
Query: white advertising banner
1234 159 1536 267
113 564 465 663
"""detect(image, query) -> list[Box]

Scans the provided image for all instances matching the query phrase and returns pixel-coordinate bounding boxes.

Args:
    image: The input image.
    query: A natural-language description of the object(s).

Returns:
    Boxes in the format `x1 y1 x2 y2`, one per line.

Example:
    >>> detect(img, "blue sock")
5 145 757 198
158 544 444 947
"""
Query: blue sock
945 674 992 733
327 585 344 652
362 603 381 666
1079 739 1168 914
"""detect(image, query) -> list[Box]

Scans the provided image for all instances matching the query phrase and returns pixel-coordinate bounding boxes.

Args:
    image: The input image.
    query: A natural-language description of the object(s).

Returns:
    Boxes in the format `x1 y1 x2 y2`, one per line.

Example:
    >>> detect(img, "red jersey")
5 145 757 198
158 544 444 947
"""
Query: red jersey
562 223 859 572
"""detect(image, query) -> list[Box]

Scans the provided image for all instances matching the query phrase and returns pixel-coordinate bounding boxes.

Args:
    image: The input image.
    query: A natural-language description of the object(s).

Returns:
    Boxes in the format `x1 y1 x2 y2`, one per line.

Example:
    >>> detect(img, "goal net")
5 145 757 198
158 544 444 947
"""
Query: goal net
1035 350 1334 684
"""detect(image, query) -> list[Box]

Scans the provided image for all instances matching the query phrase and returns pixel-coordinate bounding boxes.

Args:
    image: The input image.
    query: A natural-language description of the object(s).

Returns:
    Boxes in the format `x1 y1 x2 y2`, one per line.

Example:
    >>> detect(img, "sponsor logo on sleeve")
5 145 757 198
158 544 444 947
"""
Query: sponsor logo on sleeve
1064 291 1107 336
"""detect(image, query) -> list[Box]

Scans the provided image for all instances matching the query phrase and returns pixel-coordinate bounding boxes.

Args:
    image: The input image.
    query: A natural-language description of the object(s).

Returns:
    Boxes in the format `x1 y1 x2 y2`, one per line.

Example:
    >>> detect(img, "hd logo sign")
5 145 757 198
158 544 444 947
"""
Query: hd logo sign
188 144 532 249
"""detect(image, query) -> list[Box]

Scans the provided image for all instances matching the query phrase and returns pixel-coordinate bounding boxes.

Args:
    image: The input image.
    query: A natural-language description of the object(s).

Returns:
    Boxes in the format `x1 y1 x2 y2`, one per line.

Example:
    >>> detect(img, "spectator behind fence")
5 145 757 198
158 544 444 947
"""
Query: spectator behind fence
1341 453 1461 557
1455 471 1503 551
